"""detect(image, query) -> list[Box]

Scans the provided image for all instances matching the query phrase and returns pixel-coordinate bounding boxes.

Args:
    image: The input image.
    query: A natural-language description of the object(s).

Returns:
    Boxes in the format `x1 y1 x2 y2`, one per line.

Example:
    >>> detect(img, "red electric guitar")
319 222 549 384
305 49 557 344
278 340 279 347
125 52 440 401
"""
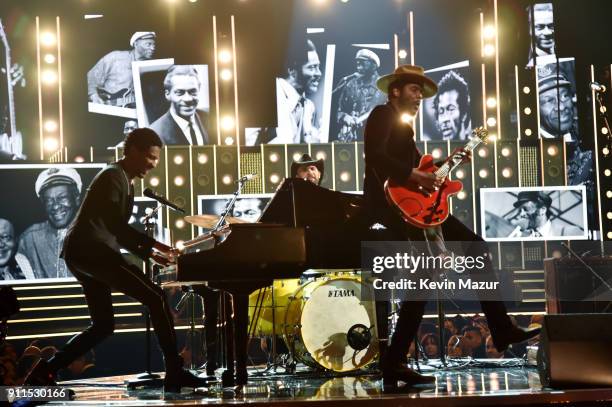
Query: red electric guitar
384 127 488 229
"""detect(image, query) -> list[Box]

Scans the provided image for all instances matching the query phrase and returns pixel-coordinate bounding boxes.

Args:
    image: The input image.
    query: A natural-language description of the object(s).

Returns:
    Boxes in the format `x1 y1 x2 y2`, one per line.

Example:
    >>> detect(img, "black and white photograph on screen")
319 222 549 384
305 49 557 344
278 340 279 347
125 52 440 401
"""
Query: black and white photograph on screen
421 61 472 142
267 35 333 145
0 164 104 282
526 2 556 68
0 18 28 162
330 46 388 143
87 31 157 119
536 58 579 142
134 61 211 146
197 194 272 233
480 186 588 242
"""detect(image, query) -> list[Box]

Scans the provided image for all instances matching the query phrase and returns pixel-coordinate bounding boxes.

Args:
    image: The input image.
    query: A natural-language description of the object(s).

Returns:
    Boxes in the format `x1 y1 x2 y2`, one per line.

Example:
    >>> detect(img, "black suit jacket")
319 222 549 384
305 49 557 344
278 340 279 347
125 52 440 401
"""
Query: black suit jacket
149 110 210 146
63 163 154 260
363 103 421 224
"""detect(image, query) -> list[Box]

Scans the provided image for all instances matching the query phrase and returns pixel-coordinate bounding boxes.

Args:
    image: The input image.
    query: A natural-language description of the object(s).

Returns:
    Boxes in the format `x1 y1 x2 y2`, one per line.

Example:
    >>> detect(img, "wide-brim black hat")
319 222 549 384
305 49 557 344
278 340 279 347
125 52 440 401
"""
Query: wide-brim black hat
376 64 438 97
513 191 552 208
290 154 324 184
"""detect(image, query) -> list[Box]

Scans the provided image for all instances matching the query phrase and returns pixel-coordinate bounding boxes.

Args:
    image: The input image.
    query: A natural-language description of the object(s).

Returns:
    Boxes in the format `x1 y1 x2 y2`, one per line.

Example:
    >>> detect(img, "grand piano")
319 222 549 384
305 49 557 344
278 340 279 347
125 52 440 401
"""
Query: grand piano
168 178 393 386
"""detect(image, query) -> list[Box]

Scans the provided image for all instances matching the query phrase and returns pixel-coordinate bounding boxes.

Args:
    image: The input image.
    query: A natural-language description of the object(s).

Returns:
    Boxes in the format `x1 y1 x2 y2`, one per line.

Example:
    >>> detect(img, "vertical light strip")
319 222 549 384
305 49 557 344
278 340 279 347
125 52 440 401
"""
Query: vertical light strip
213 145 218 195
494 0 501 140
284 144 288 177
90 146 94 162
231 15 240 177
36 17 44 160
591 65 604 241
212 16 221 146
56 17 64 151
481 64 486 125
393 34 399 69
331 143 336 191
164 145 170 241
354 142 360 191
188 145 194 239
515 65 521 140
260 144 266 192
409 12 415 65
479 12 485 58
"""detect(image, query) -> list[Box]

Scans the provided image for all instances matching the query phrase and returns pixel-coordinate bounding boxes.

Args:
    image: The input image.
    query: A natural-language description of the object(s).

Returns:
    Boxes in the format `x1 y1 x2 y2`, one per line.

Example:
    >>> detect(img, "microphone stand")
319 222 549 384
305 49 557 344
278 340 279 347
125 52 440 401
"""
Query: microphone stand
214 177 250 230
127 205 164 389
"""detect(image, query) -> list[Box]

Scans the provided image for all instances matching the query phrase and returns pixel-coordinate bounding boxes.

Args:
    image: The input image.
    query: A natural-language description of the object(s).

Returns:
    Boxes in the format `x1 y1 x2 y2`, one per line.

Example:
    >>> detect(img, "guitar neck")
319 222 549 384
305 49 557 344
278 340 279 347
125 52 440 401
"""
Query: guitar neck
434 134 485 178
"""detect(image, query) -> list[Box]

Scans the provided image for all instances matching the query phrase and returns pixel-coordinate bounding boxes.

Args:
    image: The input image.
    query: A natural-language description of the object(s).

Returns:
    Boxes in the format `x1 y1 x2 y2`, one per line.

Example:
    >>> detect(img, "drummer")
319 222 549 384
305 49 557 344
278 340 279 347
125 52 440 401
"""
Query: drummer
291 154 324 186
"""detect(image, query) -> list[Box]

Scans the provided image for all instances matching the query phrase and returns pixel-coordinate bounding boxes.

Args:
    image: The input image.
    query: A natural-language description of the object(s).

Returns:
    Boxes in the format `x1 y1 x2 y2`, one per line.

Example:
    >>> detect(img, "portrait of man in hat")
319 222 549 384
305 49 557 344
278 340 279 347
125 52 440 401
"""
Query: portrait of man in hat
509 191 583 238
87 31 156 108
18 167 82 279
272 39 322 144
364 64 539 387
335 48 386 142
537 62 577 141
291 153 324 185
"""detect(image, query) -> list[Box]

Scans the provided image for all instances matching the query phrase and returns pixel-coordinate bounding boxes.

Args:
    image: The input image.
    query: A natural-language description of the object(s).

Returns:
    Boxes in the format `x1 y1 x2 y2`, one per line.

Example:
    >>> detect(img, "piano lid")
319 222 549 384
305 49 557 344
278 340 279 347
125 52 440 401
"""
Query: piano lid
259 178 363 227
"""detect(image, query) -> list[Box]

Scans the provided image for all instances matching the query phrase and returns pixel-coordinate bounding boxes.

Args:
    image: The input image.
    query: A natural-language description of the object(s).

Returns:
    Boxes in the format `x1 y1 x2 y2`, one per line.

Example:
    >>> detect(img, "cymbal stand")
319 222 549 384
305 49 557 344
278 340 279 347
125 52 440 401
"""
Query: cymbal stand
214 176 251 231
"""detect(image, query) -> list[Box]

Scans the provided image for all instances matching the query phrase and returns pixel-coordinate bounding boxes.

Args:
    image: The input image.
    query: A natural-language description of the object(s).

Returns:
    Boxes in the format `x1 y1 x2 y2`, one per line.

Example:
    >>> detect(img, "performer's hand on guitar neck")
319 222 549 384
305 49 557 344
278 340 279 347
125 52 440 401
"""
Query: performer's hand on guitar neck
409 169 444 194
448 147 472 165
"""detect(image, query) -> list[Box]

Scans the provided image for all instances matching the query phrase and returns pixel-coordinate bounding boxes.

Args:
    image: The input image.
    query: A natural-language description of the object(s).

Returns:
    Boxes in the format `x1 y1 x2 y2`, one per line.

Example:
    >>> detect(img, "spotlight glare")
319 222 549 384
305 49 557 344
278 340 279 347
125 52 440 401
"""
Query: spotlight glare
523 107 532 115
522 86 531 94
293 153 303 162
502 167 512 178
478 148 488 158
269 153 279 163
43 137 59 151
486 97 497 108
400 113 414 123
607 212 612 220
487 134 497 142
220 69 233 81
605 169 611 177
603 147 610 156
431 148 443 159
218 49 232 63
602 127 609 135
175 219 186 229
173 175 183 187
455 169 465 179
524 128 532 136
608 232 612 240
606 190 612 198
40 32 56 46
44 120 58 132
486 117 497 127
478 169 488 178
315 151 326 161
501 147 511 157
43 54 56 64
74 155 85 163
398 49 408 59
173 155 184 165
547 146 559 156
221 116 235 131
483 25 496 39
42 70 58 84
224 136 234 145
483 44 495 57
176 241 185 251
340 171 351 182
149 177 160 187
222 175 232 185
270 173 280 184
197 153 208 164
457 191 467 200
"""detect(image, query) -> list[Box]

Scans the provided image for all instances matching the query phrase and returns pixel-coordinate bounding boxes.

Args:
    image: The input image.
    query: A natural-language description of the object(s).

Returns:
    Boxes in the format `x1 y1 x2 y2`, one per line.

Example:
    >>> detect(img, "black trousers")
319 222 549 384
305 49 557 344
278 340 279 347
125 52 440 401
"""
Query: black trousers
381 214 514 364
48 245 179 373
192 285 220 374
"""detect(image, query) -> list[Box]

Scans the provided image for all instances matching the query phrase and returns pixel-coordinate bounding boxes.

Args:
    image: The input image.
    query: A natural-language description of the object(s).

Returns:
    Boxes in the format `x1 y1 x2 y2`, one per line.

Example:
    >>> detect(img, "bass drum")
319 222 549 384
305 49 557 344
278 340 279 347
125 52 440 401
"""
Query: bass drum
248 279 301 336
284 276 378 372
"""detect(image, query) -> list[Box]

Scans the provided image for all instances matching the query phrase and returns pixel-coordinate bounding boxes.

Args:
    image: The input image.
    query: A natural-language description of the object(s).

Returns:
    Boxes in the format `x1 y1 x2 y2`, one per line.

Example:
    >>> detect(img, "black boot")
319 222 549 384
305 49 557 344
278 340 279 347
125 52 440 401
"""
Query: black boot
493 326 541 352
164 357 209 393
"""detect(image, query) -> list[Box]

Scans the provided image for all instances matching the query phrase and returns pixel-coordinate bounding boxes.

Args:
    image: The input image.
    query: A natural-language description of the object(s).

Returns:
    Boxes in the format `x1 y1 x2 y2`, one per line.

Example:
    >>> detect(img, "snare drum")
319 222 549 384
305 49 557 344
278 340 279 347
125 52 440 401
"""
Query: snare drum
284 276 378 372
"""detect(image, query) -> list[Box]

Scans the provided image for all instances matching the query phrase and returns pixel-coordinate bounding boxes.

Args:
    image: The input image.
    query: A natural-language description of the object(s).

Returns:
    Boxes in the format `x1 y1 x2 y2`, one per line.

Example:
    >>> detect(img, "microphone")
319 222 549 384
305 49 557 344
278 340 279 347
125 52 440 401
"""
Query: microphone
590 81 607 93
237 173 258 183
340 72 360 82
143 188 185 213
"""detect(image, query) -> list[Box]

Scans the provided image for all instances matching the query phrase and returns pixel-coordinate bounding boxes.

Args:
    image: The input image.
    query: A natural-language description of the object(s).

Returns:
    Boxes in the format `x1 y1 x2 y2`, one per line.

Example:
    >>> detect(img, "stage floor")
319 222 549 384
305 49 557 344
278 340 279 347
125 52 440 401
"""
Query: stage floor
45 360 612 406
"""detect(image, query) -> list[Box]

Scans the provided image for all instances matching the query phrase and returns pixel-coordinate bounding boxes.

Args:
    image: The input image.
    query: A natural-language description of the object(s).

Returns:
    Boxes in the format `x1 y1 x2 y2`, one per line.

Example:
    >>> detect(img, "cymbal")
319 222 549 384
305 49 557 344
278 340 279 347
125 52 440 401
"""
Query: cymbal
184 214 248 229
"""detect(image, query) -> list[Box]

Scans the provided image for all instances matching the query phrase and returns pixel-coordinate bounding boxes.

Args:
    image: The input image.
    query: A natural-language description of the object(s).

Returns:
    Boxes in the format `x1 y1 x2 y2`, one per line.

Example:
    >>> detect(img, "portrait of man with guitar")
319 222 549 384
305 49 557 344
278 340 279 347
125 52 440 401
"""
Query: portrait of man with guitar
363 64 540 387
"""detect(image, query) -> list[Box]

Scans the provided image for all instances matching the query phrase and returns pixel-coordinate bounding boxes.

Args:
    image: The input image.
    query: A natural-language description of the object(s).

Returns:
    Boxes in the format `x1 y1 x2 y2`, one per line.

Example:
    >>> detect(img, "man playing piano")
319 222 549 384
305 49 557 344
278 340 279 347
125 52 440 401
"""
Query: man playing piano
363 65 539 387
290 153 324 185
26 128 208 392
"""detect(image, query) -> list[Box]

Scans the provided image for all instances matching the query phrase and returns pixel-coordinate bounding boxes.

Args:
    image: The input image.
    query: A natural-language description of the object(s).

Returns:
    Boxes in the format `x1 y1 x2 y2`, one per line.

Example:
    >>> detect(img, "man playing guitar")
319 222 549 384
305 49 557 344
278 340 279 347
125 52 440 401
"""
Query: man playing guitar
363 65 540 388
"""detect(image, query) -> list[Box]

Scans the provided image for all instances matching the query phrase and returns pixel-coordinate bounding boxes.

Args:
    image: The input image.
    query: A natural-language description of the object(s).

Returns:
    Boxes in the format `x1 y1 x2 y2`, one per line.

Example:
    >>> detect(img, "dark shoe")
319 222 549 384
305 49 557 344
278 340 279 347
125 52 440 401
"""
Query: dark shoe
164 368 209 393
494 326 541 352
383 364 436 388
24 359 57 386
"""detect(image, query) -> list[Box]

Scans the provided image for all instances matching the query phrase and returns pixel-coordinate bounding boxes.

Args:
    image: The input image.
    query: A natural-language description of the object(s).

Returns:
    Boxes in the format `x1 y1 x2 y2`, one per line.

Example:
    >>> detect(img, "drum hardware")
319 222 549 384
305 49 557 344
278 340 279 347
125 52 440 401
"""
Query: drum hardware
174 285 203 370
346 324 373 351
